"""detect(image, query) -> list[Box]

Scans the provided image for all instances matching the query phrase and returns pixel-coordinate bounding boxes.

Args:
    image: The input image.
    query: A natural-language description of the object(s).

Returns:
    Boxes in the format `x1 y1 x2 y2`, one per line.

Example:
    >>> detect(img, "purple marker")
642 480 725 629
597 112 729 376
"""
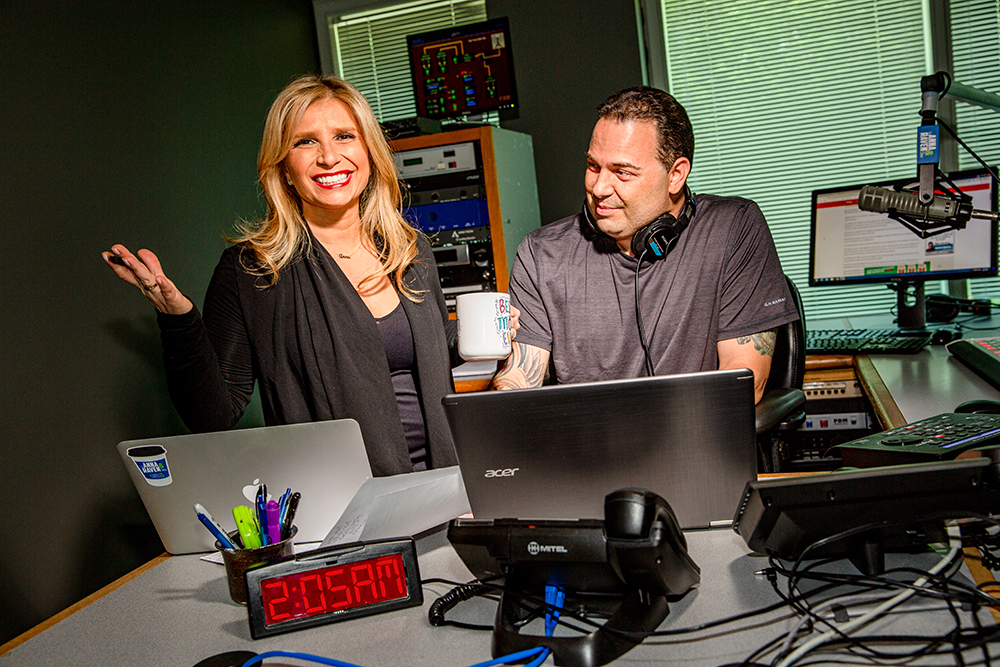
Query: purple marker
265 500 282 545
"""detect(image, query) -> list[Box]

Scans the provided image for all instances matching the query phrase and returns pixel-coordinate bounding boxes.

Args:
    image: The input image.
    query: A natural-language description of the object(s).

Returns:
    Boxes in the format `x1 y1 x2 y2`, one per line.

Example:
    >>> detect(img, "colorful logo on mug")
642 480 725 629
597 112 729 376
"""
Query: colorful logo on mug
494 297 511 347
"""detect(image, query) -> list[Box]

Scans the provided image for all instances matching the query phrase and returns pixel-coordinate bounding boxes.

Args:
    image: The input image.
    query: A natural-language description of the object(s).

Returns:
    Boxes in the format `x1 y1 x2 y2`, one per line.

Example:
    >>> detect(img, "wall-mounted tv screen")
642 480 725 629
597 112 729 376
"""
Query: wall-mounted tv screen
407 17 518 122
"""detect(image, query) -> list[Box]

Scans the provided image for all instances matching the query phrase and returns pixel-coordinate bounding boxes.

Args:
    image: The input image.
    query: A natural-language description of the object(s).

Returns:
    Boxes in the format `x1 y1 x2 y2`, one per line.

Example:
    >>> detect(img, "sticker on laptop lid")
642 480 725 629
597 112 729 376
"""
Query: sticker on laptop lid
126 445 172 486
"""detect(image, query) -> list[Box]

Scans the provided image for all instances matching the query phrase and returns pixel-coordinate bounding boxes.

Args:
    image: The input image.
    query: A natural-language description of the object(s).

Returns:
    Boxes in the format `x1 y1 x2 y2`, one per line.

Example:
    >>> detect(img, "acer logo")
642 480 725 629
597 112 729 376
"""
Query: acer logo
484 468 519 478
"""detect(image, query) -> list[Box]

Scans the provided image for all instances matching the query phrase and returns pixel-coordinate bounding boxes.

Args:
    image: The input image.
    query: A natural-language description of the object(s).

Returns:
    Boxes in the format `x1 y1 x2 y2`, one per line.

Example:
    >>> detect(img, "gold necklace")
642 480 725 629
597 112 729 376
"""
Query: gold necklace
334 239 364 260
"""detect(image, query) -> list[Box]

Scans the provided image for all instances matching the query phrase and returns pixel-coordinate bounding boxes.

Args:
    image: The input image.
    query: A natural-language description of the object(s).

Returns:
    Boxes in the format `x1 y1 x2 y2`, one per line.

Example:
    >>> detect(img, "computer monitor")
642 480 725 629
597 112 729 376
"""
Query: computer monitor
406 17 518 122
809 167 998 329
733 457 996 575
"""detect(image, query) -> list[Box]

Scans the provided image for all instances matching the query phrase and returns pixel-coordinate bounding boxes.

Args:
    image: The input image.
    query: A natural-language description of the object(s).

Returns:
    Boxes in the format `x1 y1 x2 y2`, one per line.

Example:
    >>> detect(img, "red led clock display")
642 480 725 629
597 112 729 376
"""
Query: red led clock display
260 553 408 625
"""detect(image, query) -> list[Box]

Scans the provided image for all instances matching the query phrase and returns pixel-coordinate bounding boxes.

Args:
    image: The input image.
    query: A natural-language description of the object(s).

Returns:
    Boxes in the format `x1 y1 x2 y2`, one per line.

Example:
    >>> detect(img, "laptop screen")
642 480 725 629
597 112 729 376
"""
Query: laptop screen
443 369 757 530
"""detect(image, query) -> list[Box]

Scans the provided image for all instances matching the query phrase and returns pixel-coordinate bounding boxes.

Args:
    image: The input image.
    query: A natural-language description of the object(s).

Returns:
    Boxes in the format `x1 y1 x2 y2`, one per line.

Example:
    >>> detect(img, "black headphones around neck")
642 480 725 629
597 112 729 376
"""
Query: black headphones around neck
581 185 696 262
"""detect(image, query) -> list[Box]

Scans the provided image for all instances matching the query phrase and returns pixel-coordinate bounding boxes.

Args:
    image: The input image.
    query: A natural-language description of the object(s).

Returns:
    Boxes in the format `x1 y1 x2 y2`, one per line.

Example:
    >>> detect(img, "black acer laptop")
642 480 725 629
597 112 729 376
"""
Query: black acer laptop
443 369 757 530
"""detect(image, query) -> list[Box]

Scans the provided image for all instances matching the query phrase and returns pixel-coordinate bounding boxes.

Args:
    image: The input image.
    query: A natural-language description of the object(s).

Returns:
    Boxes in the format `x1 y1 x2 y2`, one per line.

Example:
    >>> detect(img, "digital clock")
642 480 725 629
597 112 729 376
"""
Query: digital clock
244 538 423 639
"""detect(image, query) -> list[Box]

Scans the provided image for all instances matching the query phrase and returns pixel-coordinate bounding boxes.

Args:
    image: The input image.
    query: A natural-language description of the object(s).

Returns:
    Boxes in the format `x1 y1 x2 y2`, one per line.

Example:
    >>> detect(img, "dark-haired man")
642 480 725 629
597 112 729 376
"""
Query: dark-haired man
491 87 798 403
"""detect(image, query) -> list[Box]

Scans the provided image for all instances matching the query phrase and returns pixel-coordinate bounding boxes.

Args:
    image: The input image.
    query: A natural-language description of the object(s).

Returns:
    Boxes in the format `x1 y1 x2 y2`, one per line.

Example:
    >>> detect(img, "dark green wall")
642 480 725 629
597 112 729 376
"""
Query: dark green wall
490 0 644 224
0 0 642 646
0 0 319 644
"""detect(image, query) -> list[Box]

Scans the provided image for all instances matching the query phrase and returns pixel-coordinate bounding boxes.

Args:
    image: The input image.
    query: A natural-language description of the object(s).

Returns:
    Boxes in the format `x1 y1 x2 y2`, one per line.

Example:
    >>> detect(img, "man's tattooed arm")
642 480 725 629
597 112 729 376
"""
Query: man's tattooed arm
735 331 777 358
490 342 550 390
718 329 778 404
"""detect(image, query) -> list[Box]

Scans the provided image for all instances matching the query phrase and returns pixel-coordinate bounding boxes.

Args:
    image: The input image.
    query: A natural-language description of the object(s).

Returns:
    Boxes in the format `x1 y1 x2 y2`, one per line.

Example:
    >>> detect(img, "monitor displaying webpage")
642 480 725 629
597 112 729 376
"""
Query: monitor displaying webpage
811 171 996 284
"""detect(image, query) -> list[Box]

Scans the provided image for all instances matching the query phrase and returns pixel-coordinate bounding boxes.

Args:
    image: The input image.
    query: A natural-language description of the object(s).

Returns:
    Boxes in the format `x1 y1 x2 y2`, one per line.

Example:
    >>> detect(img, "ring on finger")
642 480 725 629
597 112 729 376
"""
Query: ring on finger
140 280 158 292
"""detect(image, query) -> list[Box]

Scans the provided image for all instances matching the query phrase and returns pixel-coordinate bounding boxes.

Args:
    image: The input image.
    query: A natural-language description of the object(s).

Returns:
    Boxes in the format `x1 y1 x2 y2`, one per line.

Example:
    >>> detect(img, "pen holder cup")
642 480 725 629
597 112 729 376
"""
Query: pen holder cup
216 526 297 604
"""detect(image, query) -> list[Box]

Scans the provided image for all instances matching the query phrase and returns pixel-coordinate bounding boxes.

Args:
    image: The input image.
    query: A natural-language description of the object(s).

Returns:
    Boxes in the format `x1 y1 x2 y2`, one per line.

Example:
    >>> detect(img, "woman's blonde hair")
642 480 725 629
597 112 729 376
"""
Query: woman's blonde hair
232 74 421 298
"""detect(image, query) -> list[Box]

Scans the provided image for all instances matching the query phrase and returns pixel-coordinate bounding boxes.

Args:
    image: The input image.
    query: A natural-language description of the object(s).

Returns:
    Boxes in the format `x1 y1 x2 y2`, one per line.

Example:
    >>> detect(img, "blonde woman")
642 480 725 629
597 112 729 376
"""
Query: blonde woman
104 75 480 476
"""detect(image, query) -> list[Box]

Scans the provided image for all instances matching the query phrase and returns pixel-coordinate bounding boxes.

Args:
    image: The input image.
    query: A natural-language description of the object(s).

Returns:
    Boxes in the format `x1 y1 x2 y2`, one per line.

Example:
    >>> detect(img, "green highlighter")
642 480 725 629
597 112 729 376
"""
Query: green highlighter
233 505 262 549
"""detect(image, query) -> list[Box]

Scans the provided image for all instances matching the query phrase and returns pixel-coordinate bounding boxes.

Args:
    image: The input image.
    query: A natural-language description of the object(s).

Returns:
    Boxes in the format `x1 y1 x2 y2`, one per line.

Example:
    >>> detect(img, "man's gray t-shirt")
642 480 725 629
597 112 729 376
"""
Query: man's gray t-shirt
508 194 799 384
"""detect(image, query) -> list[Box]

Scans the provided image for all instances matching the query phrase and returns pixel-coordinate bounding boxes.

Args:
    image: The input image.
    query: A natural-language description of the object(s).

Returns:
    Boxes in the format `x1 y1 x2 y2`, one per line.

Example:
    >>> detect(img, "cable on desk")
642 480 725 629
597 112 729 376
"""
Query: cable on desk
756 567 1000 667
776 589 920 659
776 511 994 621
761 563 885 663
943 592 968 667
971 602 995 667
782 514 1000 611
427 573 844 647
751 599 1000 665
736 516 1000 667
523 648 550 667
769 559 976 613
774 523 964 667
770 562 972 662
426 518 1000 665
241 646 553 667
770 580 976 664
428 580 493 630
477 573 847 638
964 530 1000 571
778 622 1000 666
241 651 364 667
468 646 548 667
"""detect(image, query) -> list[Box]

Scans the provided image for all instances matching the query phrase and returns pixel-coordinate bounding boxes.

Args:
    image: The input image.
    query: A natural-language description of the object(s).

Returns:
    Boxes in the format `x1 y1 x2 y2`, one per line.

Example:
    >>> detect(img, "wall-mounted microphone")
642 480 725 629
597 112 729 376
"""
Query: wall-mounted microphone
858 185 999 225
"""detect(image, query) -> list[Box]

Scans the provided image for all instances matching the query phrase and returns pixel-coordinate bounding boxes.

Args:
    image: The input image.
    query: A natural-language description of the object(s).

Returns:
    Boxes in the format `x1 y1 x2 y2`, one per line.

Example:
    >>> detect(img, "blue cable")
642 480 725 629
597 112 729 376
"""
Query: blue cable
241 651 365 667
543 585 564 637
544 586 555 634
242 646 550 667
524 648 551 667
468 646 548 667
242 584 562 667
469 584 557 667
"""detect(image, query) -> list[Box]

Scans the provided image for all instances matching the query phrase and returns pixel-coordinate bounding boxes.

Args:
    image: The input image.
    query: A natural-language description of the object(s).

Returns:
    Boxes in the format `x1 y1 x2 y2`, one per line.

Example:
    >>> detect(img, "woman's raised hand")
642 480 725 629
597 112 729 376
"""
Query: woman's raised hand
102 245 194 316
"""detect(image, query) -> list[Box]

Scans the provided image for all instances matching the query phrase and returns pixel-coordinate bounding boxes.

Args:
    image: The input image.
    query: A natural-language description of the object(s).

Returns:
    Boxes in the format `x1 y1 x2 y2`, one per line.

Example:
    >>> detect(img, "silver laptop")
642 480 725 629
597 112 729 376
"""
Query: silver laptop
118 419 372 554
442 369 757 530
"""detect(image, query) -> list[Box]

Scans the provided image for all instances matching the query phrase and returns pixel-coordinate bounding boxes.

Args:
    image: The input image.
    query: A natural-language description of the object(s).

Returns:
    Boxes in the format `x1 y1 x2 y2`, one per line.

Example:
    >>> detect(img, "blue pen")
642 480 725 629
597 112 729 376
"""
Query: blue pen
277 487 291 517
194 503 237 549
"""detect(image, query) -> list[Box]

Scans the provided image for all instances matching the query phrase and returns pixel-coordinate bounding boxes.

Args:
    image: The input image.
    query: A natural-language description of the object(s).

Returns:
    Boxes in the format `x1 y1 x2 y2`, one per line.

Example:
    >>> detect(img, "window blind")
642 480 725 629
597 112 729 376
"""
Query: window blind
950 0 1000 299
326 0 486 122
660 0 932 322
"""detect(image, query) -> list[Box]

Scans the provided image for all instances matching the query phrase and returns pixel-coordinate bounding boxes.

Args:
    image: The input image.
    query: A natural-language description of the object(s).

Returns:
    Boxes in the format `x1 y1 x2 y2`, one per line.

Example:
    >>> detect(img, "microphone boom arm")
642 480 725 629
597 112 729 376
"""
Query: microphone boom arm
947 80 1000 114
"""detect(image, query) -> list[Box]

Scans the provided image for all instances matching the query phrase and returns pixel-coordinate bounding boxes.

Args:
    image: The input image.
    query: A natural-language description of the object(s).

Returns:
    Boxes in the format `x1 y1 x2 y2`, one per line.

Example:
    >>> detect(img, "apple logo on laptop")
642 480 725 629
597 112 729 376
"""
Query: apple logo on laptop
242 478 272 503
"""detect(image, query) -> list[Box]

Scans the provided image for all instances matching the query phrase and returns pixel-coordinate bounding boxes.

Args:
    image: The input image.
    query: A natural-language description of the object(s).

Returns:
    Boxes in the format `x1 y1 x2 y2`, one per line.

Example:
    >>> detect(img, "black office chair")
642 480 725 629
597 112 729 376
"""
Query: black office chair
755 275 807 473
955 400 1000 414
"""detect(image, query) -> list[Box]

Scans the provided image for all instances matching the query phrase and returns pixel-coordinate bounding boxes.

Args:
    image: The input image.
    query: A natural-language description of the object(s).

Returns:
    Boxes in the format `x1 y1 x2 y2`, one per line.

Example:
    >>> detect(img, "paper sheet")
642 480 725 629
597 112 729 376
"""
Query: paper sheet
320 466 470 546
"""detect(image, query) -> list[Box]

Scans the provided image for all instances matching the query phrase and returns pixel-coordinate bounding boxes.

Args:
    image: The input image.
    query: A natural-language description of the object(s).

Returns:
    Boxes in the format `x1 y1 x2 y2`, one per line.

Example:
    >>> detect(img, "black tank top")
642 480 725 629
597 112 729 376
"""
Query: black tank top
376 302 428 470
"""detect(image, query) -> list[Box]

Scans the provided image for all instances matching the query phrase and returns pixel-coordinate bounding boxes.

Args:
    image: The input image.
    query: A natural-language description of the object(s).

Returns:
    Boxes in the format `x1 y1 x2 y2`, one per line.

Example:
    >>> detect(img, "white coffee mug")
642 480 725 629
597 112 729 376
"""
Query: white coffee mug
456 292 513 361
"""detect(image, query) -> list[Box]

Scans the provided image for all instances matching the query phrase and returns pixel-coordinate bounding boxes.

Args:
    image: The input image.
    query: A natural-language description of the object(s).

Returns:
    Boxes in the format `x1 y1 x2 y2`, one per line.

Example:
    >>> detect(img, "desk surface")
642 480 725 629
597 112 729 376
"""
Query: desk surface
865 346 1000 425
3 526 993 667
813 314 1000 427
10 317 1000 666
